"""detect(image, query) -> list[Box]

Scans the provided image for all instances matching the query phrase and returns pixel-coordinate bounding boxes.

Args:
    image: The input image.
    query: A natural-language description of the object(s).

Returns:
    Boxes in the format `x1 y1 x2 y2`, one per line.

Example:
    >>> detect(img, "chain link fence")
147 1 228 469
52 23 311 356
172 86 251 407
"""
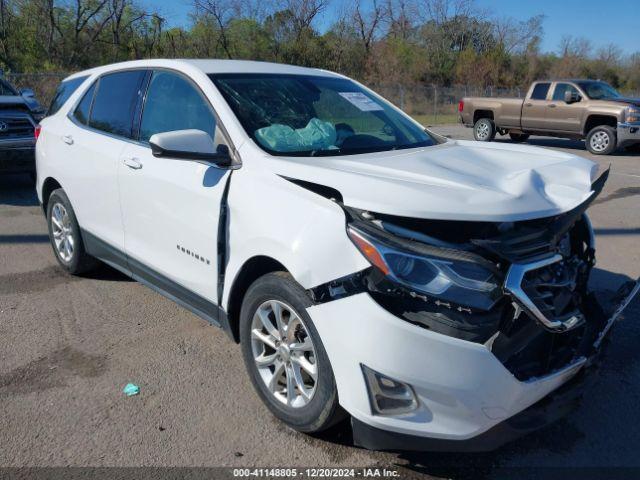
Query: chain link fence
5 73 68 109
371 84 529 125
372 84 640 125
5 73 640 126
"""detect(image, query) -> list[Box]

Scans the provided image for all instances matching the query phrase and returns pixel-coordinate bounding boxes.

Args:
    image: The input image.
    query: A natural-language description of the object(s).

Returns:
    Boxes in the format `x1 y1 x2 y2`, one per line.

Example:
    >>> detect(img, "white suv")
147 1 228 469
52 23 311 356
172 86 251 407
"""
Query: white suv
36 59 638 451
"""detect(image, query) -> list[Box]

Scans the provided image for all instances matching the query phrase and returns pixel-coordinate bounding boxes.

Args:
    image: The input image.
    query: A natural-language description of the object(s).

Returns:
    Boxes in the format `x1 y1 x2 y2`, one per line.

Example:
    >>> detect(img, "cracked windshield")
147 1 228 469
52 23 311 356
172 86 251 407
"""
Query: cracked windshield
210 73 436 156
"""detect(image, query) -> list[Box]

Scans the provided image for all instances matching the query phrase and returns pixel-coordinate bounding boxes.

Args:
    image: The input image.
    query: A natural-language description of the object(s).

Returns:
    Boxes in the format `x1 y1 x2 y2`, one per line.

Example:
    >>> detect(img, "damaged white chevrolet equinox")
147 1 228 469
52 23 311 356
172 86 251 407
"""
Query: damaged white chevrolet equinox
37 60 639 451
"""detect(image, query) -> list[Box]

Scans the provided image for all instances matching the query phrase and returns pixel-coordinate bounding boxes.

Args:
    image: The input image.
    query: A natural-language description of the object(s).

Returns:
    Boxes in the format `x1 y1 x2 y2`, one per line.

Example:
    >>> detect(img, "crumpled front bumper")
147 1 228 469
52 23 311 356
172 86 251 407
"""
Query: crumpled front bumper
307 279 639 451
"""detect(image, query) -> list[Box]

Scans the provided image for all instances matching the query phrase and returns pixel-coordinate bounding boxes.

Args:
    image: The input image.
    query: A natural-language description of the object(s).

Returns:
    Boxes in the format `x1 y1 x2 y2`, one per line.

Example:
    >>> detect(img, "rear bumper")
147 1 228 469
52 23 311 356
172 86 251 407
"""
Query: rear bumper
617 122 640 147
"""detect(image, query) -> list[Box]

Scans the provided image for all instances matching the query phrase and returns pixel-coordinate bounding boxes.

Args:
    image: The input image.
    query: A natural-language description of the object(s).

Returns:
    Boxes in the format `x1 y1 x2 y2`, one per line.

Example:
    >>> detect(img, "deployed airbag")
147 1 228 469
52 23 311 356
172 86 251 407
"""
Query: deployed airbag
255 118 337 152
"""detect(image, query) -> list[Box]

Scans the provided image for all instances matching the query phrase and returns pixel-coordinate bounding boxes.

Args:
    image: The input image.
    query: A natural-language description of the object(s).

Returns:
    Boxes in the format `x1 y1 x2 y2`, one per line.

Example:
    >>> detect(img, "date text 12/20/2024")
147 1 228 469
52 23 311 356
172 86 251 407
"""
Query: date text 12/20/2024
232 468 401 477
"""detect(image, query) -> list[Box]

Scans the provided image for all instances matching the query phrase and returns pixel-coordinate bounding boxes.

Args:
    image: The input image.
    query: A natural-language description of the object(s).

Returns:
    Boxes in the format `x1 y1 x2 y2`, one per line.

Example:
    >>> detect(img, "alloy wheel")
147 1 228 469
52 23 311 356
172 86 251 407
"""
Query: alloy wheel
475 121 490 140
250 300 318 408
590 131 610 152
51 202 74 262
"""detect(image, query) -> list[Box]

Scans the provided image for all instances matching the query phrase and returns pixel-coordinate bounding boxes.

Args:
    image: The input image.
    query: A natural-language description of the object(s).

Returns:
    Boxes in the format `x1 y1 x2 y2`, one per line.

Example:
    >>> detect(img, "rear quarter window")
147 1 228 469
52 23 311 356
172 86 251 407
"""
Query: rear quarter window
48 76 88 116
72 82 97 125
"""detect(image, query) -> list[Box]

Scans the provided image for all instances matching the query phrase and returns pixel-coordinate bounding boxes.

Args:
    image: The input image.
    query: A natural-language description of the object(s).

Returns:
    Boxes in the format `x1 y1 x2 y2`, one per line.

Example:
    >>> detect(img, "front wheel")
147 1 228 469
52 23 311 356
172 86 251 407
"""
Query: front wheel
586 125 617 155
239 272 345 433
473 118 496 142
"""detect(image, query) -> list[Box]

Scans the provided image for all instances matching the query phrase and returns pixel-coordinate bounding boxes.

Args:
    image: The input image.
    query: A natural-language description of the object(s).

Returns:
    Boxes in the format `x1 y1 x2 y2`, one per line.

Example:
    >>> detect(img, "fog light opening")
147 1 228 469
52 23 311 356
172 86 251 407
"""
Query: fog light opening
361 364 419 416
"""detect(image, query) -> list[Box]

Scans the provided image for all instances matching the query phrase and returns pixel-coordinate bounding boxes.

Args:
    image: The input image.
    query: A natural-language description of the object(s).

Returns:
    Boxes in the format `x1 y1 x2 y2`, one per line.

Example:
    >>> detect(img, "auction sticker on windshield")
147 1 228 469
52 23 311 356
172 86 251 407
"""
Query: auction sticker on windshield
338 92 384 111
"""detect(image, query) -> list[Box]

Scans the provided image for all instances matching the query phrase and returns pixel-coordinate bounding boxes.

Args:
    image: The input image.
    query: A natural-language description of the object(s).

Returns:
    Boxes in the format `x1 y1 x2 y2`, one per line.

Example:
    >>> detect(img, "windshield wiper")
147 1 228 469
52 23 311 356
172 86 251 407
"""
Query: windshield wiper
310 149 340 157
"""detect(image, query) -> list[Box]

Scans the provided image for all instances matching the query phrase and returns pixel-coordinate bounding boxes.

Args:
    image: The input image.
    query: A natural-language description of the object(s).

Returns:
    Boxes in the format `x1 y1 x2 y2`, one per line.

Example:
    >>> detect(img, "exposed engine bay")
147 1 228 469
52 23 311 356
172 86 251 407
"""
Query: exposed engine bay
308 167 639 381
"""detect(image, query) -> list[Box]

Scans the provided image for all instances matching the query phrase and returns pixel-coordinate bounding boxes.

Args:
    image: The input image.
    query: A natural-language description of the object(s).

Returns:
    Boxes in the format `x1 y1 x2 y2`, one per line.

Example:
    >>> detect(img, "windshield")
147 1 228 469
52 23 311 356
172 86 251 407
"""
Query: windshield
576 81 621 100
0 78 18 96
209 73 436 156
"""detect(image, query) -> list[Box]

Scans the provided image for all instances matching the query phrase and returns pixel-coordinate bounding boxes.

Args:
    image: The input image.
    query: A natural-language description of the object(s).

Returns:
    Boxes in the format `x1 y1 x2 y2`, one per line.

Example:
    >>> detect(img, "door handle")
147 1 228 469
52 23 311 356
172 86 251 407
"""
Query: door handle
123 157 143 170
62 135 74 145
524 103 533 107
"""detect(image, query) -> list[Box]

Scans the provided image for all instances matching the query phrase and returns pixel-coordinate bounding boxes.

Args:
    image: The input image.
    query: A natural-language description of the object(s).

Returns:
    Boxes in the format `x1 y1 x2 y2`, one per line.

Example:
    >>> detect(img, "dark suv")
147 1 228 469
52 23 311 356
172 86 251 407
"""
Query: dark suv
0 77 45 177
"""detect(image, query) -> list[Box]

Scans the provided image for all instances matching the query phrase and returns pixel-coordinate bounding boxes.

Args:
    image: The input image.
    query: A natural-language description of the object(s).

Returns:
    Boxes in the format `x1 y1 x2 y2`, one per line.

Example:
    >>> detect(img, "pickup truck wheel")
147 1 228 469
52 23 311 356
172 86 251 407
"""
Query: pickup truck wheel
239 272 346 433
46 189 100 275
473 118 496 142
586 125 617 155
509 132 530 142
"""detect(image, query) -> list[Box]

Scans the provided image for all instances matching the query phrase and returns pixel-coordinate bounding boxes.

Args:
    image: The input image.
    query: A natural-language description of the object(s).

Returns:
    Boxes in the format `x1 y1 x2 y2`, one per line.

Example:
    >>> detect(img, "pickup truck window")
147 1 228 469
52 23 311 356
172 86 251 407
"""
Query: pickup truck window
49 76 88 116
139 71 217 143
89 70 146 138
575 81 621 100
552 83 579 101
530 83 550 100
210 73 435 157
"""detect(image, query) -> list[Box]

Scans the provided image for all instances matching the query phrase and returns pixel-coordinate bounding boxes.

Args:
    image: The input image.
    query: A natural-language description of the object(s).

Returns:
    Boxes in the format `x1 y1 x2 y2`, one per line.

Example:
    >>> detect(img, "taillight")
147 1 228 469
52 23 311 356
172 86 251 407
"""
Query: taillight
34 125 42 141
458 100 464 112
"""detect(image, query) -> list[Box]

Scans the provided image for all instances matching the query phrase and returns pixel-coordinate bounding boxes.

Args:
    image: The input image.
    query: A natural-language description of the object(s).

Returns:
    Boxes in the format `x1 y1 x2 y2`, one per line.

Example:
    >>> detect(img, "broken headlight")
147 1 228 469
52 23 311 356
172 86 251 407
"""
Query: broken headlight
348 225 500 310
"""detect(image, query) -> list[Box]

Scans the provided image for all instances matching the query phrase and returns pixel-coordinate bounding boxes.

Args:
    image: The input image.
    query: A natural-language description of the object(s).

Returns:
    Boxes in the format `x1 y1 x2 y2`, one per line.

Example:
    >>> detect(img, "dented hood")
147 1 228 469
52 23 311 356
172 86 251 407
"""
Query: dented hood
269 139 599 222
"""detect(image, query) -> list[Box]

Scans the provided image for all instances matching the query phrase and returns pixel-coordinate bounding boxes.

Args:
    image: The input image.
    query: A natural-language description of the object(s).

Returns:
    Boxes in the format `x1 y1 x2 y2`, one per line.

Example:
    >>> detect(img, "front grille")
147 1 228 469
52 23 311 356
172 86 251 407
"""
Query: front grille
0 117 34 139
521 256 586 323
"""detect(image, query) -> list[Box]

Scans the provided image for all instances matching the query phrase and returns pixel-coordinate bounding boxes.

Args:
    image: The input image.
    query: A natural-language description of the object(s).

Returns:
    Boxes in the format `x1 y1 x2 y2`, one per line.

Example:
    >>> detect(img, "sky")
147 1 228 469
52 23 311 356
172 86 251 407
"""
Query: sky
150 0 640 55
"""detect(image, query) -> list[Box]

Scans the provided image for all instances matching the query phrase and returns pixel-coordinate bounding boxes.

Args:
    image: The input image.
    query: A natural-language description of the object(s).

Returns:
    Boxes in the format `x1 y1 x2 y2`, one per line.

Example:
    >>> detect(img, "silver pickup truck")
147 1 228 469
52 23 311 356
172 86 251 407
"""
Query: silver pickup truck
459 79 640 155
0 77 45 177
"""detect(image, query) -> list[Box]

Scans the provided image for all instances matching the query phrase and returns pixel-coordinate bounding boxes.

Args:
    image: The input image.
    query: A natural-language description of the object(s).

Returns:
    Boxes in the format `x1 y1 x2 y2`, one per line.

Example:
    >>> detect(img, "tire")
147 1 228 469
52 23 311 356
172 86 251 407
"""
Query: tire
586 125 617 155
509 132 530 142
473 118 496 142
46 188 99 275
239 272 345 433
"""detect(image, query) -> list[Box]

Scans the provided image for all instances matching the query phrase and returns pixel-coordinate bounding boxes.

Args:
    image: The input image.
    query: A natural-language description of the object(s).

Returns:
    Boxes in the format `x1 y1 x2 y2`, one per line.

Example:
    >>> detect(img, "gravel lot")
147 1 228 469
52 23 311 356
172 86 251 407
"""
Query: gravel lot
1 125 639 478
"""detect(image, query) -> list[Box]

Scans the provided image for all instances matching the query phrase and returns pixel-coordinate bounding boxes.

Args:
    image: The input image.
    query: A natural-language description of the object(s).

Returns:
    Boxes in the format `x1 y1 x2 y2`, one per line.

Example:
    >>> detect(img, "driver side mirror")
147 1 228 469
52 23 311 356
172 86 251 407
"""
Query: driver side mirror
149 129 233 168
564 90 581 104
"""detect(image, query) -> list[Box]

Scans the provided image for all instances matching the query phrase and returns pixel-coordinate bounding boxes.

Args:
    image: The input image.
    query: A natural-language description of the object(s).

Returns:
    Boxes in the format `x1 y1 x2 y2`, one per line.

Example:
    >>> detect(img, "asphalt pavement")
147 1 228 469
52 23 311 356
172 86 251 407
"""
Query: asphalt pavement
1 126 639 478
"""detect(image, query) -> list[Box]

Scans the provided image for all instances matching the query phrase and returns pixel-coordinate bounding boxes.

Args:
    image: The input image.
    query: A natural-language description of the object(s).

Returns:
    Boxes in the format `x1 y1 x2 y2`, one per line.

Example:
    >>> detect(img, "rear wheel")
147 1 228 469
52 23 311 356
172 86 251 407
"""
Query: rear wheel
473 118 496 142
586 125 617 155
239 272 345 433
509 132 530 142
46 189 99 275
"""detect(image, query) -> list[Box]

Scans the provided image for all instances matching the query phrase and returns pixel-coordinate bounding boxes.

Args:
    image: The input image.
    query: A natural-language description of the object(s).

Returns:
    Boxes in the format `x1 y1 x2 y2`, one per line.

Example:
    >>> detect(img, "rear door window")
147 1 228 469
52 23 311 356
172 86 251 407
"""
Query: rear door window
89 70 146 138
530 83 551 100
48 76 88 115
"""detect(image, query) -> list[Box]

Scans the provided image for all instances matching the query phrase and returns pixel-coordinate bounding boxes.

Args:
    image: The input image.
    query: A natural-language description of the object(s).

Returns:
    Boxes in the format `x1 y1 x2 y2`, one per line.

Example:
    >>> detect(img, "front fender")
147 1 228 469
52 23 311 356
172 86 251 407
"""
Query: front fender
222 165 369 308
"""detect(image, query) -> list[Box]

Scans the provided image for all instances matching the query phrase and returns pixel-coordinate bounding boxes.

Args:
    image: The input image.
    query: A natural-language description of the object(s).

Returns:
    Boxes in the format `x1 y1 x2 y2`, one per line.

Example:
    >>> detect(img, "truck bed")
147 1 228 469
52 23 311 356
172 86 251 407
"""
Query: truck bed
460 97 524 129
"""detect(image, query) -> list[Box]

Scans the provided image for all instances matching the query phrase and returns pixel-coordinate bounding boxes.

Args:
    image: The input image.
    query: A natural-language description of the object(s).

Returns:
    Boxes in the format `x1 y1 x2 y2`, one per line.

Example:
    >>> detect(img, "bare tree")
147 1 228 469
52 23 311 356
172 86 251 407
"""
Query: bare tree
278 0 327 43
494 14 543 54
352 0 386 54
194 0 235 58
